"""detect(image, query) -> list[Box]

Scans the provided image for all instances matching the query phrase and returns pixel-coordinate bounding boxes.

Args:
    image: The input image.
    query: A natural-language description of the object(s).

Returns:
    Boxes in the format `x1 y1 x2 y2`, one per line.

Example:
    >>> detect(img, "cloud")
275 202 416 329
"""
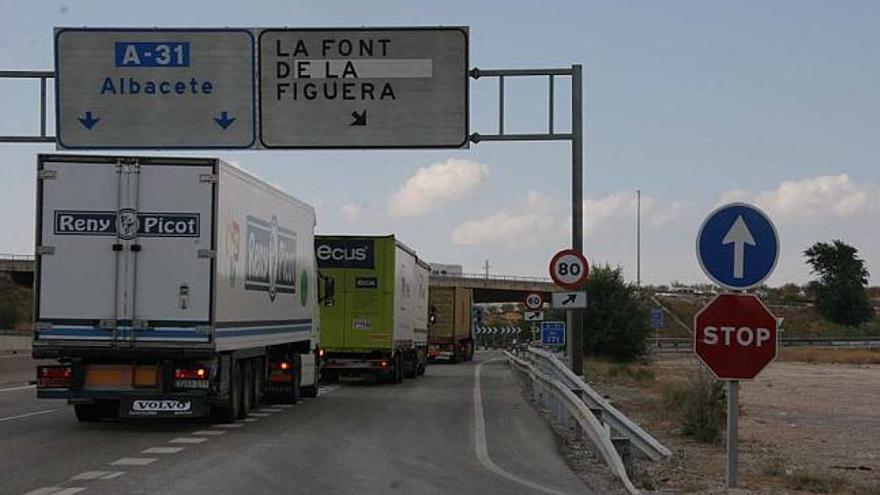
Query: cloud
579 191 684 233
340 203 366 224
387 159 489 218
451 191 558 246
718 174 879 220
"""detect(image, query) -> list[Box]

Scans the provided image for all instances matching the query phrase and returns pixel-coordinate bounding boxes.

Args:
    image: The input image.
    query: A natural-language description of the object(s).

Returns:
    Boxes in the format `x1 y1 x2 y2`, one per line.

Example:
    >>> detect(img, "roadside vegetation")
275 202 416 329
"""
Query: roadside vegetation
0 273 31 331
779 347 880 365
580 264 651 361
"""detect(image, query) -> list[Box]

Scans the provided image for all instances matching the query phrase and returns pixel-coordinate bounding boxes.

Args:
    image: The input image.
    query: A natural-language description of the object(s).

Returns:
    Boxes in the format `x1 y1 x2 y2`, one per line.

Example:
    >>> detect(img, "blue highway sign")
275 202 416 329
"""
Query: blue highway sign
697 203 779 290
651 307 664 329
540 321 566 347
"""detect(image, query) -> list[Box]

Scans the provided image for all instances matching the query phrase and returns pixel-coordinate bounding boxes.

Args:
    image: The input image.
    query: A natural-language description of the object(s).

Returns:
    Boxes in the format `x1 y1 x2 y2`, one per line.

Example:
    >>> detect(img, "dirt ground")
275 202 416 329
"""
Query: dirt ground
584 353 880 494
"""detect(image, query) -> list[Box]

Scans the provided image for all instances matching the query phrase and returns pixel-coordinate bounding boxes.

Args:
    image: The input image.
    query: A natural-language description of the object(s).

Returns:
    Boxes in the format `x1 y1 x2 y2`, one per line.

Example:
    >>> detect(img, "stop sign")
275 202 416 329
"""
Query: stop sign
694 294 777 380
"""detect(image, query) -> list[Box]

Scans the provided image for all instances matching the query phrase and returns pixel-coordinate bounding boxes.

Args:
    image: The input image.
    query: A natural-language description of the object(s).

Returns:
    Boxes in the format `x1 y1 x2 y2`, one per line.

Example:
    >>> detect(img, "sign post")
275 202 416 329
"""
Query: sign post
696 203 779 489
549 248 589 374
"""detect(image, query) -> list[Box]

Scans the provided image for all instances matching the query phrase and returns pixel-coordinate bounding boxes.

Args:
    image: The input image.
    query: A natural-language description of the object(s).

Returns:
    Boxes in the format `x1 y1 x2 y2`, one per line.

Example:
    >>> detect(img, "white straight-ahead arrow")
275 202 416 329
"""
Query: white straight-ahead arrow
722 215 756 279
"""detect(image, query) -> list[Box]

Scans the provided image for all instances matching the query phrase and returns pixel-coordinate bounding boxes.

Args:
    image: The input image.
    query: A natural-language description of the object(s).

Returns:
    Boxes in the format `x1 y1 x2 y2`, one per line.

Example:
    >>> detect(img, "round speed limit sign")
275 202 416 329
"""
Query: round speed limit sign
549 249 589 289
525 293 544 310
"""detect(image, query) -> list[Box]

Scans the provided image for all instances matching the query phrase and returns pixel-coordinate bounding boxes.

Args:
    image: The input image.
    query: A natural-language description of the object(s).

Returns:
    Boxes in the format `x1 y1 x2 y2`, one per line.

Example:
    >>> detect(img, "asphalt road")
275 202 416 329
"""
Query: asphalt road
0 351 607 495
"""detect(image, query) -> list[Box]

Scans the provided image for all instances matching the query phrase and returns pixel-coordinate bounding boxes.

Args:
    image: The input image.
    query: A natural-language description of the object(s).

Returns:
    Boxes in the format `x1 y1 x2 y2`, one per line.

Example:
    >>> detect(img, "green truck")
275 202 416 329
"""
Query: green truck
315 235 429 383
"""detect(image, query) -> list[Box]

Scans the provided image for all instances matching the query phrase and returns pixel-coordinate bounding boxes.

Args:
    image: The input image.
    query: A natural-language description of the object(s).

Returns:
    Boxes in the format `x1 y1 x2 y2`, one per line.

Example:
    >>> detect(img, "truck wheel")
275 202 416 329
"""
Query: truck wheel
213 360 242 423
239 361 253 418
74 403 104 422
403 351 417 379
252 359 263 409
321 371 339 384
393 354 403 383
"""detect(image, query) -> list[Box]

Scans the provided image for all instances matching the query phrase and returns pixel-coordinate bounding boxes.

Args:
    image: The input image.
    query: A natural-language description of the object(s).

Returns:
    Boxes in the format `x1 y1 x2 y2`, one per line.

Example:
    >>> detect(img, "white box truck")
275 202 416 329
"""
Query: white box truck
33 154 320 422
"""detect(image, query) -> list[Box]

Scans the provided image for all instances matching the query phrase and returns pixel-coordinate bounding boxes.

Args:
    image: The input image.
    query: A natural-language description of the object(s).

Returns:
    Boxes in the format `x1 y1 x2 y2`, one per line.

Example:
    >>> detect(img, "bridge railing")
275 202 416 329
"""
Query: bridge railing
431 272 554 284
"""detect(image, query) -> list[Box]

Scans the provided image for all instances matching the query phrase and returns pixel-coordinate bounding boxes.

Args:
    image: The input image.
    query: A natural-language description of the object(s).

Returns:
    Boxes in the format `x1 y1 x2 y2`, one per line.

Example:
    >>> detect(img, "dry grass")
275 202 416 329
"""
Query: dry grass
778 347 880 365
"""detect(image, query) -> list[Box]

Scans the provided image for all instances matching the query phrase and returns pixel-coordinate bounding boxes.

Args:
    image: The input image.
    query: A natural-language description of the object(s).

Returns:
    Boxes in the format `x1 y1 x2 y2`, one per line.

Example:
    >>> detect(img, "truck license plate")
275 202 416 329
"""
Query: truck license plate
124 399 196 417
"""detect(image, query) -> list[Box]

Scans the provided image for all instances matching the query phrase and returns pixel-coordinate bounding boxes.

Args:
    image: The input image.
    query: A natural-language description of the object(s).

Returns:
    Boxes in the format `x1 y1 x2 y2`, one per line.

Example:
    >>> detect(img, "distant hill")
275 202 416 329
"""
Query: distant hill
0 273 32 334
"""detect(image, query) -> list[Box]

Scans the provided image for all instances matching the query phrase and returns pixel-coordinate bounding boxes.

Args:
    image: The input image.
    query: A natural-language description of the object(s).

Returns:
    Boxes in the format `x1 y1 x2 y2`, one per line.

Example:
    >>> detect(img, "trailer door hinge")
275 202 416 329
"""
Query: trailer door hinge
198 249 216 259
36 246 55 255
38 169 57 180
199 173 217 183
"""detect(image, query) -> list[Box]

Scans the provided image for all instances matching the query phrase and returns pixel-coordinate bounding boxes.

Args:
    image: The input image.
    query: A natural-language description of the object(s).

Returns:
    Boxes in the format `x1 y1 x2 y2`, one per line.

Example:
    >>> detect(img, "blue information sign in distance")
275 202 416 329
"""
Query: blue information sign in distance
651 307 664 329
540 321 566 347
697 203 779 290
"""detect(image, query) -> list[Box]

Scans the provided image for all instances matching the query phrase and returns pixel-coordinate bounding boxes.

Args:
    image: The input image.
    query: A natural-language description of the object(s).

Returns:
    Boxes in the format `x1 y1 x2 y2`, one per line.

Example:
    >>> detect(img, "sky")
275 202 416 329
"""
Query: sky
0 0 878 285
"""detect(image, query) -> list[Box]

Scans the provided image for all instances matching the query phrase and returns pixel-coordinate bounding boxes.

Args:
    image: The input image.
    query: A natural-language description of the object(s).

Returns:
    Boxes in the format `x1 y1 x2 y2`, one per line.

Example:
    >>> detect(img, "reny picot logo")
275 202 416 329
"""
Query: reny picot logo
245 215 297 301
54 210 199 239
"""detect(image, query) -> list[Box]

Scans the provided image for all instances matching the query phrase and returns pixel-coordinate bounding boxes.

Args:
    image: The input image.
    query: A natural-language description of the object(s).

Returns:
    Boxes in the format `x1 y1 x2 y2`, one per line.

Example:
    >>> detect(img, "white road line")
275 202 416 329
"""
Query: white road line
248 412 270 417
0 384 35 393
142 446 184 454
71 470 126 480
275 404 295 409
192 429 226 436
213 423 243 428
110 457 157 466
0 408 58 423
256 408 282 412
169 437 207 444
23 488 86 495
473 359 572 495
242 418 258 422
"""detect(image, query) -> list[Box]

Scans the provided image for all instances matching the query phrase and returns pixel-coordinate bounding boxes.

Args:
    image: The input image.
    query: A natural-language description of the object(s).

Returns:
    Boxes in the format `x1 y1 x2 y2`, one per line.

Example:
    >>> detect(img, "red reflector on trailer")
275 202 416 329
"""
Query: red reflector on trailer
174 367 207 380
37 366 71 388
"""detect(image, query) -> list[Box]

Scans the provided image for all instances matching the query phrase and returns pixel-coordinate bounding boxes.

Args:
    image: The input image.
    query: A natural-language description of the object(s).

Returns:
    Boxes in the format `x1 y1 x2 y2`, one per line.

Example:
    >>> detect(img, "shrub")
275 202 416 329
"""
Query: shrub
581 265 651 361
664 371 726 444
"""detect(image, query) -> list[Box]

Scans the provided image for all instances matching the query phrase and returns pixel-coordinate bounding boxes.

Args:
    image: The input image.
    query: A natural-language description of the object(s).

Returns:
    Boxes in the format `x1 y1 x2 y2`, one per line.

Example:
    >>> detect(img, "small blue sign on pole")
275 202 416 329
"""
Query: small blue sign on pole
540 321 566 346
697 202 779 290
651 307 664 329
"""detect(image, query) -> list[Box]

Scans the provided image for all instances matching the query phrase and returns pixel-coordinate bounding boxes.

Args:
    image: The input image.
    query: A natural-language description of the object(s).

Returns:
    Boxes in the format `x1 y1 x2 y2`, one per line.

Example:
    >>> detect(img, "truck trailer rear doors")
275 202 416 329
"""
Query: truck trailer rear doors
36 156 215 344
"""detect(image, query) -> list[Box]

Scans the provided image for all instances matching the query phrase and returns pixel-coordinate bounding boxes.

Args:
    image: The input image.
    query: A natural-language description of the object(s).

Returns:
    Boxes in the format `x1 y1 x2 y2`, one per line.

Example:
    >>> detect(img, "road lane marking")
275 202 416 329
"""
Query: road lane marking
192 429 226 436
71 471 126 480
275 404 295 409
256 408 282 412
110 457 157 466
23 488 86 495
142 447 184 454
0 408 59 423
213 423 243 428
242 417 258 422
248 412 270 417
0 384 36 393
473 359 573 495
169 437 207 444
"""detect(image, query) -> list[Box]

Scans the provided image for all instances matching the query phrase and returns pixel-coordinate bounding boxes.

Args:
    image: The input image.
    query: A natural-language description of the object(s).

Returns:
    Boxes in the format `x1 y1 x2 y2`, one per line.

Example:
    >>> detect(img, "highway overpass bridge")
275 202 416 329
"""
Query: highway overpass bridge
1 254 556 302
429 273 556 303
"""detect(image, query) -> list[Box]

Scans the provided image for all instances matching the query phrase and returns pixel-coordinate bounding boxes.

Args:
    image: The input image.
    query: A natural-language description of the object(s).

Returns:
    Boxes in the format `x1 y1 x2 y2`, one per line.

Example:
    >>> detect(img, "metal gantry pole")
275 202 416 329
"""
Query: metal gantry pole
637 189 641 289
726 380 740 487
570 64 584 377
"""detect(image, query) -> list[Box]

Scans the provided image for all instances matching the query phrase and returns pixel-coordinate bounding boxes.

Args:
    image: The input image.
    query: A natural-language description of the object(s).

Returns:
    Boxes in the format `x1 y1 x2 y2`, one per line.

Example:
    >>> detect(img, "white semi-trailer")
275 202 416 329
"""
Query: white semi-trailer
33 154 320 422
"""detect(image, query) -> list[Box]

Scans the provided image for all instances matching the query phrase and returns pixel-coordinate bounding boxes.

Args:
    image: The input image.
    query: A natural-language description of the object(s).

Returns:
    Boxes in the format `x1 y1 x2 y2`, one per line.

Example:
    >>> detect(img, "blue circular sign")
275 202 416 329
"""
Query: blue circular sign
696 203 779 289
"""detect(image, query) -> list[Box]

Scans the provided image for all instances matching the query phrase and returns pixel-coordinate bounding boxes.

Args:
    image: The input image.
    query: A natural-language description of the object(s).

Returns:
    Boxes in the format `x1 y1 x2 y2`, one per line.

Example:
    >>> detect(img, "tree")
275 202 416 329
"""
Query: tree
581 265 651 361
804 240 874 326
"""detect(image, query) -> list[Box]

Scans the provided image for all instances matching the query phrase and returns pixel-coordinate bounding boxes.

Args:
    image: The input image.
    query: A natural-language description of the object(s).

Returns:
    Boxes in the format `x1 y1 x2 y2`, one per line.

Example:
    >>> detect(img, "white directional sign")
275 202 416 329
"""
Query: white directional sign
55 28 256 149
551 291 587 309
258 27 469 149
523 311 544 322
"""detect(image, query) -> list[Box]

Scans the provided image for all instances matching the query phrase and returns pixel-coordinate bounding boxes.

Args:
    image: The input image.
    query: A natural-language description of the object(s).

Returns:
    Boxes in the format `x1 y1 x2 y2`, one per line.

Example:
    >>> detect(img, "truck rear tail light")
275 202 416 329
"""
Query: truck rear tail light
380 360 390 369
174 367 207 380
37 366 71 388
270 361 294 382
318 349 325 358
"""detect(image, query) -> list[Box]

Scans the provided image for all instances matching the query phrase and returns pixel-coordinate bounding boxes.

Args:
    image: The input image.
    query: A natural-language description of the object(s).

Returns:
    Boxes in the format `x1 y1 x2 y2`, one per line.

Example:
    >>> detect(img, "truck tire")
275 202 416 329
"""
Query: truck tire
239 360 253 418
393 354 403 383
213 360 242 423
252 359 263 409
403 351 417 379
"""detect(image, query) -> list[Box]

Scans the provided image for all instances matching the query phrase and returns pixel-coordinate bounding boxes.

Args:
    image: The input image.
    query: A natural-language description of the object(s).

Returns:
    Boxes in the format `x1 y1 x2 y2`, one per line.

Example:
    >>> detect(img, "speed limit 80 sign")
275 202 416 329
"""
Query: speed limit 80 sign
549 249 589 290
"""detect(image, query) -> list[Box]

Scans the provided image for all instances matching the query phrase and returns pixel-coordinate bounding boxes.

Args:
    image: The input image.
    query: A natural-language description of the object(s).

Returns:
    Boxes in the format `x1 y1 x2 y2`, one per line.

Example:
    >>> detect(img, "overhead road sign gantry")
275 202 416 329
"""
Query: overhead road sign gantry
258 27 469 149
697 203 779 290
55 28 256 149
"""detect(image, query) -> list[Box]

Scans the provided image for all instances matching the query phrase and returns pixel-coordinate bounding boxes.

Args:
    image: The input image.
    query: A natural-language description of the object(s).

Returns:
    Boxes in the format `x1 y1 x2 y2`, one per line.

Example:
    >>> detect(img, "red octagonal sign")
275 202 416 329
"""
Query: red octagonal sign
694 294 777 380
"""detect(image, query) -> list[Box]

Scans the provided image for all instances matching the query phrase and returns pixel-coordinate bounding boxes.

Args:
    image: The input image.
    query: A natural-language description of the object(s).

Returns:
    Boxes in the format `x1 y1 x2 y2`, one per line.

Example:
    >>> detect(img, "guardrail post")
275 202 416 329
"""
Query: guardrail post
611 436 633 474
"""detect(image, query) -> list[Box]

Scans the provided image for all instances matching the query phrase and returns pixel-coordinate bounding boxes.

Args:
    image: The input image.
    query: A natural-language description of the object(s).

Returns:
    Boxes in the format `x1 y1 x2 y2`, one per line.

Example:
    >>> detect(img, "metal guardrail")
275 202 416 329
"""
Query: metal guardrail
653 336 880 353
504 350 641 494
